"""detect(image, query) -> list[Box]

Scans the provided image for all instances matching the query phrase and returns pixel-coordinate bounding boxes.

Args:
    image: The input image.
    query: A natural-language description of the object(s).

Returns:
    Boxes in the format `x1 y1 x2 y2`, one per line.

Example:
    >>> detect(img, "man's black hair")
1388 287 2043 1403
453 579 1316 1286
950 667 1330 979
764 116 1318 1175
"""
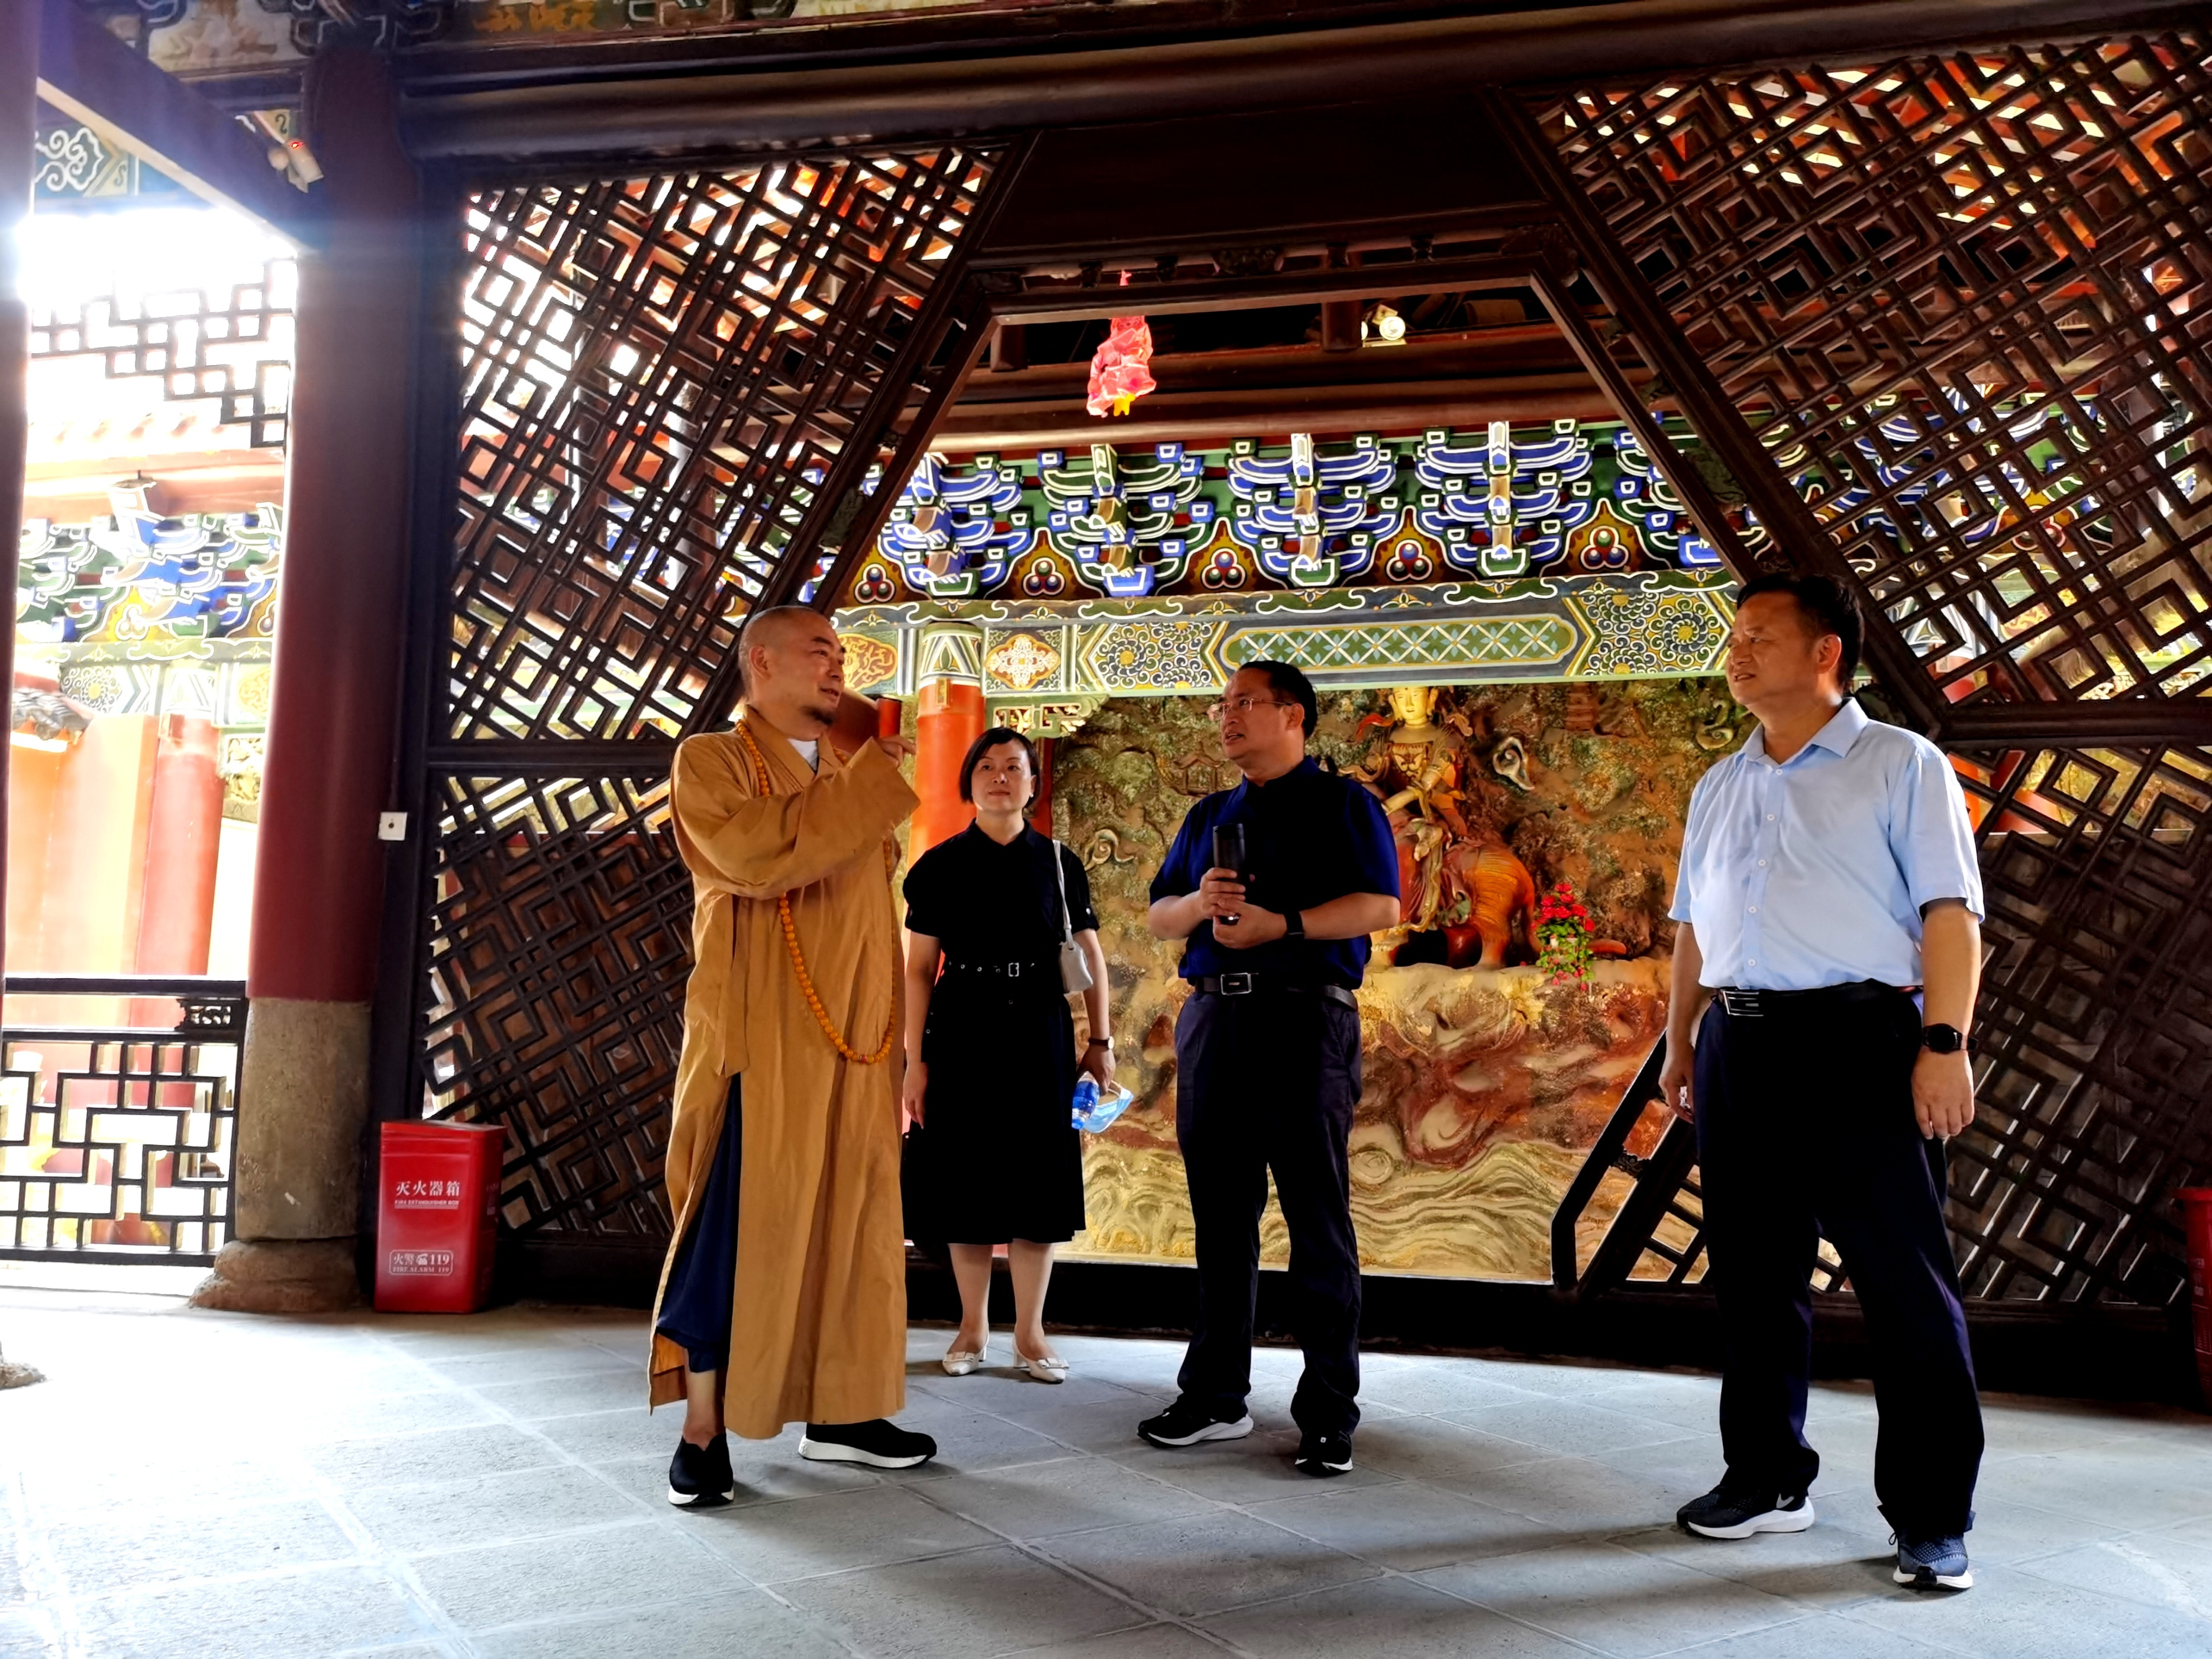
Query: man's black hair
957 725 1042 808
1735 573 1864 688
1242 659 1319 736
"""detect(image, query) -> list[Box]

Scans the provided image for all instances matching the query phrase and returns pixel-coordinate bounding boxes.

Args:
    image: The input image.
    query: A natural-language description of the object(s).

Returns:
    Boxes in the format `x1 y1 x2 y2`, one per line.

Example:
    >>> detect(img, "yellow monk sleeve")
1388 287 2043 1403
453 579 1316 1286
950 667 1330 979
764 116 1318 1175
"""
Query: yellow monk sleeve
674 733 917 899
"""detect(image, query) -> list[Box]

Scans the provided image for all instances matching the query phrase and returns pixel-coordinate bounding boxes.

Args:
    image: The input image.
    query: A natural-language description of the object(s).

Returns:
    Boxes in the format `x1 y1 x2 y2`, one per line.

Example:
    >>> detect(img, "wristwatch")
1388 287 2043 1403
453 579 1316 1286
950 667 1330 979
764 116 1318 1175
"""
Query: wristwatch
1283 909 1305 941
1921 1024 1969 1054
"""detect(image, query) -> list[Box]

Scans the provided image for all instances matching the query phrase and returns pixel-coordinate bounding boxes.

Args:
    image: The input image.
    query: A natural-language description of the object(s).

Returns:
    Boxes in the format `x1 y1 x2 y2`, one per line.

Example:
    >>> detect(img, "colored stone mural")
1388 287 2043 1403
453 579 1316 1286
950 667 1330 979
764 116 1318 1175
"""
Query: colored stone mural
1051 679 1743 1279
855 422 1722 603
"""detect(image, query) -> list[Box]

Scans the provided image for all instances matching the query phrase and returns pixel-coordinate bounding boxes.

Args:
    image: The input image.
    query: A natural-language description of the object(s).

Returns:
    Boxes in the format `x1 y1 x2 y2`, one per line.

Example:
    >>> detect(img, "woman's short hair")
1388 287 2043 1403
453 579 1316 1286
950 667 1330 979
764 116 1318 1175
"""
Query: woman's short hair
958 726 1041 804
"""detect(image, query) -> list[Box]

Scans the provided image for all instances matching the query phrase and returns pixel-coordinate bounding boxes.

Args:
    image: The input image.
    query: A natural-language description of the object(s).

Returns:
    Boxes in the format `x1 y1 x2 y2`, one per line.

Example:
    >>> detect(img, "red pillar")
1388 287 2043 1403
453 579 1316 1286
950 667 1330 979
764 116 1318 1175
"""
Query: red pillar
247 49 416 1007
0 4 39 988
912 680 984 859
1029 737 1055 837
200 48 419 1312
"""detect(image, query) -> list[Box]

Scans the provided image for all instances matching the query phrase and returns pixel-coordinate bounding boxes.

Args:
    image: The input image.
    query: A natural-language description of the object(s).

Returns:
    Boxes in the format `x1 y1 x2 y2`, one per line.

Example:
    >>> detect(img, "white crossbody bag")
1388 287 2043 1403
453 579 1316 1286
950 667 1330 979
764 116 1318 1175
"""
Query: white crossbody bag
1052 841 1094 995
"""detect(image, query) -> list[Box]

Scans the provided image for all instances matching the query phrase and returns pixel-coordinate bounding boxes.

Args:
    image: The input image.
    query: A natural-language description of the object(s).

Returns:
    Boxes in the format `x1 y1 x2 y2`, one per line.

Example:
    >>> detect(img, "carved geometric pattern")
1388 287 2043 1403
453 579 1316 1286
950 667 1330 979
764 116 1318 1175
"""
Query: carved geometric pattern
0 1014 243 1264
1536 35 2212 709
1945 742 2212 1300
1226 615 1577 674
422 775 692 1239
450 149 997 744
1533 43 2212 1303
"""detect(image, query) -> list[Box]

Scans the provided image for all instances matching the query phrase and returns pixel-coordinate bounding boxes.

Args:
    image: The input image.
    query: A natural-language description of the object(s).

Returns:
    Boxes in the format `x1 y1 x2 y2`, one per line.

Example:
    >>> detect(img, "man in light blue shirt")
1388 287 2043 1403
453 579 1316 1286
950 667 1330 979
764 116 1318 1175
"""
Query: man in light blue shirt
1657 574 1985 1593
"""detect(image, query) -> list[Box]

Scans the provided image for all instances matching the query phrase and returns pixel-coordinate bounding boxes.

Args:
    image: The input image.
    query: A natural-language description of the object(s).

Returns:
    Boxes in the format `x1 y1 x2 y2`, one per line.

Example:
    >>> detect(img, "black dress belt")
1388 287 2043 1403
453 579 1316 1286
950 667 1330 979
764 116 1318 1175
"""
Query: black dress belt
1714 980 1911 1019
1195 973 1358 1009
945 959 1055 981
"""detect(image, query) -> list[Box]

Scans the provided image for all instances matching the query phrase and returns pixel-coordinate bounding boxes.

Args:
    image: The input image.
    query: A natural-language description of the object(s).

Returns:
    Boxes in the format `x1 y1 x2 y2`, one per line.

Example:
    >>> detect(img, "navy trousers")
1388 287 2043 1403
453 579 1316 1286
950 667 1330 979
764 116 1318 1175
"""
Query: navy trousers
656 1077 742 1375
1694 991 1983 1535
1174 990 1363 1437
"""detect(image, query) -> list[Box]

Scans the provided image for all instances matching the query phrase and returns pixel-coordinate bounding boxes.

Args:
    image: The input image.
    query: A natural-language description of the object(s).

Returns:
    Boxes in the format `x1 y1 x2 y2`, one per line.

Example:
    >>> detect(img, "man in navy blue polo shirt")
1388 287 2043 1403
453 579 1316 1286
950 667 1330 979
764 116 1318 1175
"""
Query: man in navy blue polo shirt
1138 660 1400 1477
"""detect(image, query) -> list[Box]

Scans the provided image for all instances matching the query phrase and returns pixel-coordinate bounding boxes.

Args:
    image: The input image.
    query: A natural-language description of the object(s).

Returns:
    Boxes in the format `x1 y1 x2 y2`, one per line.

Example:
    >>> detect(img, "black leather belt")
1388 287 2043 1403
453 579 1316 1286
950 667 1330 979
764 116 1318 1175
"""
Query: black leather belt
1714 980 1910 1018
1196 973 1358 1009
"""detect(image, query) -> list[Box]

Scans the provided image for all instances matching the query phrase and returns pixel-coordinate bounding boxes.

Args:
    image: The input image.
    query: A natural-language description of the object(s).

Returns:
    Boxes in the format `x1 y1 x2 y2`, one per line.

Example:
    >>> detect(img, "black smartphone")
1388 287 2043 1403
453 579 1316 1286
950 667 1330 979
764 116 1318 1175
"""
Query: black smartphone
1211 822 1247 925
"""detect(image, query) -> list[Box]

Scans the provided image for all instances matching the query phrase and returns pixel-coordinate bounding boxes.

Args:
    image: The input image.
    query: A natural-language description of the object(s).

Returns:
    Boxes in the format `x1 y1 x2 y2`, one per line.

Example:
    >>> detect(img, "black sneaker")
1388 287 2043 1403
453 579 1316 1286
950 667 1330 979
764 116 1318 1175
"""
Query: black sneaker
1294 1431 1354 1477
799 1419 938 1469
1894 1531 1972 1591
1137 1399 1255 1448
667 1434 737 1508
1677 1480 1815 1539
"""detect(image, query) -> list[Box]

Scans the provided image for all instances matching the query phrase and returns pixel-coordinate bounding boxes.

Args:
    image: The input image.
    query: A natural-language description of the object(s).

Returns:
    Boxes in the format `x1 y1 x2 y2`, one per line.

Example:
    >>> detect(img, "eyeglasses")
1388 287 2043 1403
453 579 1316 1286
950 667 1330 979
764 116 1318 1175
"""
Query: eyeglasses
1205 695 1295 723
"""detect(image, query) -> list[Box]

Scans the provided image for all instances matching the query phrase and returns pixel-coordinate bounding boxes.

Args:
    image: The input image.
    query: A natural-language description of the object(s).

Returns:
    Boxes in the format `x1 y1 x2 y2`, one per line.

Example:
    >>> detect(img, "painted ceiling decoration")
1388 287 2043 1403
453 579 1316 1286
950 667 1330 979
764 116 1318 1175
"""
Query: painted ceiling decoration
860 421 1723 603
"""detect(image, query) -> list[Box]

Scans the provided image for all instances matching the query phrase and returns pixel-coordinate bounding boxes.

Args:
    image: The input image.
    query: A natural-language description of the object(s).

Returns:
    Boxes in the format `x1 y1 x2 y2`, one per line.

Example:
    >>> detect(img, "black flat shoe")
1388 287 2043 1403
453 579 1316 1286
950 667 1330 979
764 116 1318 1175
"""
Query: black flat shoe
799 1419 938 1469
667 1434 737 1508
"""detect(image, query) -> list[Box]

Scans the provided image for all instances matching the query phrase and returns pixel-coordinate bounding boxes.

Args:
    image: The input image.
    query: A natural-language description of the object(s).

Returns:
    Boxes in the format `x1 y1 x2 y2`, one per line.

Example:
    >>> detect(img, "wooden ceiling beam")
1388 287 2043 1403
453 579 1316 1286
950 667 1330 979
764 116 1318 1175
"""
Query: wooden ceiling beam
34 0 324 246
403 0 2207 166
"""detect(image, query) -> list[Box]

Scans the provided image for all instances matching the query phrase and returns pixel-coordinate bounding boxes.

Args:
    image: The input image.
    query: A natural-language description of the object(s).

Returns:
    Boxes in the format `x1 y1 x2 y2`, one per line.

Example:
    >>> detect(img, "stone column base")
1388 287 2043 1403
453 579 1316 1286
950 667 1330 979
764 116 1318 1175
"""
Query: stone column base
190 1238 361 1313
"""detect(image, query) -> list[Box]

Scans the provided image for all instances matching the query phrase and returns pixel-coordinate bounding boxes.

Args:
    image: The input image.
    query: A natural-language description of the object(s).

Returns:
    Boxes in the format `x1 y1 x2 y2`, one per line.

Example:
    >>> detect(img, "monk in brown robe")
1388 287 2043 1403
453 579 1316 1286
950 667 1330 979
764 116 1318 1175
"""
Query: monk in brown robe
649 604 934 1505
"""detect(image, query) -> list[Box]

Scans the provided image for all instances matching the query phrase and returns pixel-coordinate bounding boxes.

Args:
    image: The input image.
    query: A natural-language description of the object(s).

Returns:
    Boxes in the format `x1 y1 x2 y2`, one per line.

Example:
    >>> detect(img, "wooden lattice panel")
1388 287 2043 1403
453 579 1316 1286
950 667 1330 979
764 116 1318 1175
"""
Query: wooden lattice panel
424 775 692 1238
1947 743 2212 1299
451 150 996 743
1536 37 2212 708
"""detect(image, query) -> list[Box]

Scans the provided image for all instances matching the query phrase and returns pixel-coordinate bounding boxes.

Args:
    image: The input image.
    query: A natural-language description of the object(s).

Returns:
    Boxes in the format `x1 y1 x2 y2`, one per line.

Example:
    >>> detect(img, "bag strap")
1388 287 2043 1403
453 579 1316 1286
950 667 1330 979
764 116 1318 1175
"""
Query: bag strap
1052 838 1075 943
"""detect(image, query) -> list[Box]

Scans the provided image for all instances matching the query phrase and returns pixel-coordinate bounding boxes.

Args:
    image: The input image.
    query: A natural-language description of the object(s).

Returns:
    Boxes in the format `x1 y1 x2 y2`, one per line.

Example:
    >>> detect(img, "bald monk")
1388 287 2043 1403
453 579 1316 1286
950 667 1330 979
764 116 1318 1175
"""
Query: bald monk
650 603 934 1506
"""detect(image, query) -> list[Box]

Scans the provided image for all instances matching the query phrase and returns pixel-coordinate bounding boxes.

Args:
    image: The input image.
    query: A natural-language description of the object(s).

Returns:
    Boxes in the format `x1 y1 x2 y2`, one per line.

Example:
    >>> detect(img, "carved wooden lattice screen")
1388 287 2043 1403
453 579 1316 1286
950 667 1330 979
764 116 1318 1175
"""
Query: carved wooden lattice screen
421 150 999 1242
1515 34 2212 1302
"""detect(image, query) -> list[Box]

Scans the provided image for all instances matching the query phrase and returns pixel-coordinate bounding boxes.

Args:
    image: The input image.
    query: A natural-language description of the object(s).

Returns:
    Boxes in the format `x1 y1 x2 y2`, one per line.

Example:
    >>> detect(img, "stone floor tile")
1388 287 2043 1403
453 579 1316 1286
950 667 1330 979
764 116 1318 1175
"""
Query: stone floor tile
967 1389 1180 1457
1443 1395 1707 1458
883 1400 1085 1480
472 1586 850 1659
1112 1429 1399 1505
1608 1518 1900 1612
472 1368 651 1422
344 1464 642 1554
1839 1561 2210 1657
1587 1432 1727 1503
310 1423 563 1493
1201 1573 1591 1658
405 1518 744 1631
419 1345 635 1390
1971 1444 2212 1532
681 1481 999 1582
39 1496 359 1597
68 1563 432 1659
1423 1453 1681 1535
1036 1508 1378 1617
1354 1355 1546 1416
1579 1378 1725 1435
528 1407 673 1466
296 1389 499 1444
918 1454 1219 1541
1419 1538 1806 1658
2014 1531 2212 1621
0 1606 57 1658
1244 1478 1558 1570
780 1542 1145 1658
1002 1622 1225 1659
18 1451 314 1518
1352 1415 1552 1487
910 1370 1147 1416
1659 1609 1958 1657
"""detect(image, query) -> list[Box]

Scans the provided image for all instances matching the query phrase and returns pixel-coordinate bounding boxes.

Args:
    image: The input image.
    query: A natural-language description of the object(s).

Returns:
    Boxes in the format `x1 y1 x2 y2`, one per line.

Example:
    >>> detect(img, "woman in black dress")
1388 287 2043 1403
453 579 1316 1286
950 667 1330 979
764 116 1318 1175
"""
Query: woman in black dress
900 727 1114 1383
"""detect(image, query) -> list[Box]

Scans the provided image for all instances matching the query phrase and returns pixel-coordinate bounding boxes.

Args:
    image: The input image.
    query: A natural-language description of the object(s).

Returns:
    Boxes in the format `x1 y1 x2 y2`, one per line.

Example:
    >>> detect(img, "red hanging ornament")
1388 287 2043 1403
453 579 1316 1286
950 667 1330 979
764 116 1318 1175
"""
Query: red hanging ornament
1086 304 1156 418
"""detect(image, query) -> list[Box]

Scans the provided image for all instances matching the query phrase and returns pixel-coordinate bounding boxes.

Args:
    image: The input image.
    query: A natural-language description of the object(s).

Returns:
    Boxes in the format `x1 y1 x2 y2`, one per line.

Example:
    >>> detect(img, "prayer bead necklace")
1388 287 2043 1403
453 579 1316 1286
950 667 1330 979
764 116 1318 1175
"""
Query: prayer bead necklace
732 718 898 1066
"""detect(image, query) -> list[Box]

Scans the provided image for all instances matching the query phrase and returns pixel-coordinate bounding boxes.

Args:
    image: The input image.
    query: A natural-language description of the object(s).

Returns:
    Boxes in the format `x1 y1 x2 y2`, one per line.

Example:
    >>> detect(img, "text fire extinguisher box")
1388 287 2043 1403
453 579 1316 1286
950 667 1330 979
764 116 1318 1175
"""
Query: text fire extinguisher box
376 1122 505 1313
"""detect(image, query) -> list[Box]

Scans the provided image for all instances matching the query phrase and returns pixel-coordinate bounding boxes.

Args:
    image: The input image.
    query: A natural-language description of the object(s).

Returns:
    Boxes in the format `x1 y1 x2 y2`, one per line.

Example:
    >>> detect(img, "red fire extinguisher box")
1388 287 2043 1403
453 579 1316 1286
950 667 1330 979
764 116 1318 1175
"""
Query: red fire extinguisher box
375 1122 505 1313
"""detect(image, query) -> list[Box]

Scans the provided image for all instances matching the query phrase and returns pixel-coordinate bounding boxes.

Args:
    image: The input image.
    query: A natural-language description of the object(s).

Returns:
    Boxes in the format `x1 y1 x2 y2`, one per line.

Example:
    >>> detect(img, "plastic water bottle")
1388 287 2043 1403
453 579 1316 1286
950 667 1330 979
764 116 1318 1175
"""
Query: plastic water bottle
1071 1075 1135 1134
